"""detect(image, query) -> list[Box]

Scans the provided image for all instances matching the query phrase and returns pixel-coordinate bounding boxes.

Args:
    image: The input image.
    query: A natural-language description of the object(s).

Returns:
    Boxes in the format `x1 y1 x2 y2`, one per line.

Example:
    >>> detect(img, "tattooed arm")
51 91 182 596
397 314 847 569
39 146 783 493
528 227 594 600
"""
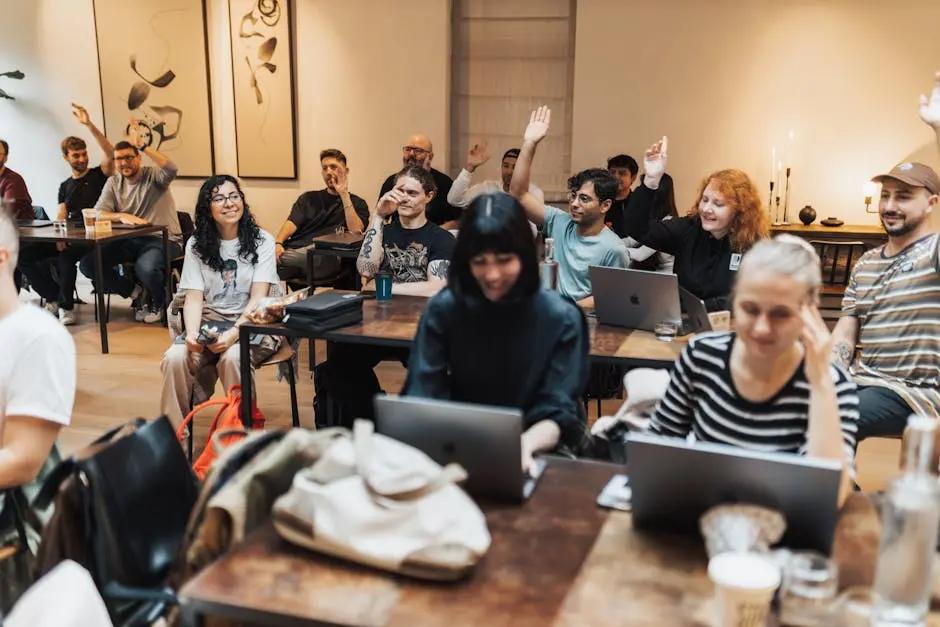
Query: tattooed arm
357 215 387 279
830 316 859 369
391 260 449 297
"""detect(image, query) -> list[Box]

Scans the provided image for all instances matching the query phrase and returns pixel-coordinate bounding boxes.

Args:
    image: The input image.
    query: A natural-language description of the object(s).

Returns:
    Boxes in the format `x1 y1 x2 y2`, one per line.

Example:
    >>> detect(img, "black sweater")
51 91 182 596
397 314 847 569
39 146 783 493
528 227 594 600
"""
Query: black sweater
623 184 737 311
403 288 589 448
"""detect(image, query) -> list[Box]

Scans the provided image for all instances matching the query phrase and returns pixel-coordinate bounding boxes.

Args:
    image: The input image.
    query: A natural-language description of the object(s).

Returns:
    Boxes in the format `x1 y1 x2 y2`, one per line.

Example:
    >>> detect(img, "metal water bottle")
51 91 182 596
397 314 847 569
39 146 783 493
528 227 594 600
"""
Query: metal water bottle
540 237 558 290
871 414 940 626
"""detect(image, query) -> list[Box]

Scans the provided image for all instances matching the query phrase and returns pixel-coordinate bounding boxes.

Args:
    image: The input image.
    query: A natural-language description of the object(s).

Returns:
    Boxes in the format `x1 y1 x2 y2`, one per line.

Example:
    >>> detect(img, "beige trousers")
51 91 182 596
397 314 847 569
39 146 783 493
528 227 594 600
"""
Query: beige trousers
160 343 243 427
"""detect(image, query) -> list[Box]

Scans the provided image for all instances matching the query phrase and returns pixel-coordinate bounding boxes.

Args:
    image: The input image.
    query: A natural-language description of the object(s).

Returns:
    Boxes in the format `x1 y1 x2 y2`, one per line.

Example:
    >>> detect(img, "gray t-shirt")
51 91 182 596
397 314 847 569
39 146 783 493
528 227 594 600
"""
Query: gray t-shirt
543 205 629 301
95 163 182 243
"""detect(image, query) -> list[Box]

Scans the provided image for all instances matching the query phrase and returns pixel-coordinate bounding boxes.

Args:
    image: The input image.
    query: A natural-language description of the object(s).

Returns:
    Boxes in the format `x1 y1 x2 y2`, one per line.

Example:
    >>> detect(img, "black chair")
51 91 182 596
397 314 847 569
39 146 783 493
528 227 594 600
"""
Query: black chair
808 240 865 322
169 211 195 295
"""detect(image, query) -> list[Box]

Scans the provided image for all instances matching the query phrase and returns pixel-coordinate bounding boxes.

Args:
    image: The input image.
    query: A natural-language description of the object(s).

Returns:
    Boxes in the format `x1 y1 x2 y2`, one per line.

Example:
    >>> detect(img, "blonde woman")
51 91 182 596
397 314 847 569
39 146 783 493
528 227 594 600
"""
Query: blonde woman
649 235 858 504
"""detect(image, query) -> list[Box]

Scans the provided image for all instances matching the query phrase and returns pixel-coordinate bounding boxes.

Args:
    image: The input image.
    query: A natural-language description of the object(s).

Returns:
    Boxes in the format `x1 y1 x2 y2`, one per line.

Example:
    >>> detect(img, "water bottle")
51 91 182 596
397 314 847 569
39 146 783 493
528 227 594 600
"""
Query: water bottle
540 237 558 290
871 414 940 625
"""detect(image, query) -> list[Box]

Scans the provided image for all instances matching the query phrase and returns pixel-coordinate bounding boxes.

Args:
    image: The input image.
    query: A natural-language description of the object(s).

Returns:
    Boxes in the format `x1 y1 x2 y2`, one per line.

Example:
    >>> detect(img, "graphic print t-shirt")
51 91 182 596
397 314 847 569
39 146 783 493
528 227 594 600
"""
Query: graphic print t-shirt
379 221 456 283
179 230 280 319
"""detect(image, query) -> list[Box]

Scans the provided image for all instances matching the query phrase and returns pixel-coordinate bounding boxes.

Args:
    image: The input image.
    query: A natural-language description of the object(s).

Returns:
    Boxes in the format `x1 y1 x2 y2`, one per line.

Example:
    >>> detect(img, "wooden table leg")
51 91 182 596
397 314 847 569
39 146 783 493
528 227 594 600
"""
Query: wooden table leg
162 227 171 327
94 243 109 354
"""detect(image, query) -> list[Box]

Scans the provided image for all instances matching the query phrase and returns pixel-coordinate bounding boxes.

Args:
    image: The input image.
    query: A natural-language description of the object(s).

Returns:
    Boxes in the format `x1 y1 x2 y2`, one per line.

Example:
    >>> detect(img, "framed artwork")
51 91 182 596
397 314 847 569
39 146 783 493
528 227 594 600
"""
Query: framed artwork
228 0 297 179
92 0 215 178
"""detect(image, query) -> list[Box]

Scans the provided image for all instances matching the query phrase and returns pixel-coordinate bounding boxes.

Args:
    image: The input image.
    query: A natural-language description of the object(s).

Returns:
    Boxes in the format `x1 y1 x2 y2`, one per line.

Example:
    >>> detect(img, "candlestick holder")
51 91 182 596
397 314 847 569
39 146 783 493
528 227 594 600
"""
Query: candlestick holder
782 167 791 223
771 195 788 226
768 181 775 220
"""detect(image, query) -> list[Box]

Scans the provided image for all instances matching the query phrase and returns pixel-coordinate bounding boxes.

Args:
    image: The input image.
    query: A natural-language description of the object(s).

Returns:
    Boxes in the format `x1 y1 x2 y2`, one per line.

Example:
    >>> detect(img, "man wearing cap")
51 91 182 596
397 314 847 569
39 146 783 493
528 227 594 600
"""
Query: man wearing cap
378 134 458 229
830 160 940 439
447 142 545 209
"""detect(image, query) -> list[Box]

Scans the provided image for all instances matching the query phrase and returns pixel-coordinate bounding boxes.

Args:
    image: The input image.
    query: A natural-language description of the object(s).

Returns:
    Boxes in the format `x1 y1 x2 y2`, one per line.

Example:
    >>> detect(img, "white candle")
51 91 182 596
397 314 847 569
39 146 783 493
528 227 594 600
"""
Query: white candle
787 130 794 168
776 160 782 195
771 147 776 184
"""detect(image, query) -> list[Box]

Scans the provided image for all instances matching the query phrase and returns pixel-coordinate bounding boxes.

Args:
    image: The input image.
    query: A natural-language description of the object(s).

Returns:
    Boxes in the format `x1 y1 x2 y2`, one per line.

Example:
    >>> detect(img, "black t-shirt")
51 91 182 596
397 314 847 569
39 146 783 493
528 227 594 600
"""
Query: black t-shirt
379 167 458 226
285 189 370 248
58 166 109 221
380 220 456 283
605 196 630 238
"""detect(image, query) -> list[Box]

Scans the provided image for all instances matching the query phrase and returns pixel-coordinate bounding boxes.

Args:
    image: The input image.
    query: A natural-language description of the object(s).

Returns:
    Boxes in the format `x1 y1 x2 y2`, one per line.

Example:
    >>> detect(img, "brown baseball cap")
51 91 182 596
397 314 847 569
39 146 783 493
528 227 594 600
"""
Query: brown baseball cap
871 162 940 195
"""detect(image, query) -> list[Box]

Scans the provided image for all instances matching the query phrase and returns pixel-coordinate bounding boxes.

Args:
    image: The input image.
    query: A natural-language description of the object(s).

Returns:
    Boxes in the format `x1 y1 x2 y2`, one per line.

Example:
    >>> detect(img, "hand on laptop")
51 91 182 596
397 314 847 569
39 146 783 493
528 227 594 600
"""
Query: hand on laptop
521 437 535 474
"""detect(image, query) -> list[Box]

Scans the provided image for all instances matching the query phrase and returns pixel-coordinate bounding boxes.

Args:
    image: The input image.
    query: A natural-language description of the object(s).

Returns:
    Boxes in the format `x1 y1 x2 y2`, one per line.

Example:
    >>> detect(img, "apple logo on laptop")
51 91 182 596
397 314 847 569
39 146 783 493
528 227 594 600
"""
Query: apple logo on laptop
629 294 640 305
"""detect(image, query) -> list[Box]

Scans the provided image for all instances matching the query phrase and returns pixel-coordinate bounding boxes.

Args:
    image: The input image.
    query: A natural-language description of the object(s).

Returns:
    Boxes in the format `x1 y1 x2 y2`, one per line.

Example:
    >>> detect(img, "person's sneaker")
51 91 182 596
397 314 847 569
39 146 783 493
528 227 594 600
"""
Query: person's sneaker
43 301 58 315
141 306 162 324
134 306 147 322
58 308 77 326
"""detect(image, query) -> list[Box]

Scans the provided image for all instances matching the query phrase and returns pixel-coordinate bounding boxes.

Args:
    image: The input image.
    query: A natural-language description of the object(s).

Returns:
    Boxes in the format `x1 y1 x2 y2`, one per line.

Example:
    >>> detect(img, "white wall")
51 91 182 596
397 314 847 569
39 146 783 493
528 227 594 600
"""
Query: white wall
572 0 940 226
0 0 451 233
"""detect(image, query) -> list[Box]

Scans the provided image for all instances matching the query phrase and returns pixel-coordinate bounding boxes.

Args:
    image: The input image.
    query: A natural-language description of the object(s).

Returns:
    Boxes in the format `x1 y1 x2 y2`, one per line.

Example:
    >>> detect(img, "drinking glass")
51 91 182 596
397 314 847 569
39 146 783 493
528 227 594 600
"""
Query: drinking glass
654 320 678 342
778 551 839 626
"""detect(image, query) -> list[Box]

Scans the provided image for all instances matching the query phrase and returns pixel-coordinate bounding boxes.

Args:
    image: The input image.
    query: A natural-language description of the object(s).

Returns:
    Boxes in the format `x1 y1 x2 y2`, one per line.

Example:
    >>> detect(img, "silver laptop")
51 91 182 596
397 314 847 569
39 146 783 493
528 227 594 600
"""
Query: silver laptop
374 396 546 503
678 286 713 334
625 432 842 552
589 266 681 331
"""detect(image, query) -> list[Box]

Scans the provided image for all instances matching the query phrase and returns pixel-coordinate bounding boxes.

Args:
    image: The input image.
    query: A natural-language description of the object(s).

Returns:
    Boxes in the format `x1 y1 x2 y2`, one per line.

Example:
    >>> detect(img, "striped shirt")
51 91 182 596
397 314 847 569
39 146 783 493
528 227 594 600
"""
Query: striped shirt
649 332 859 471
842 233 940 418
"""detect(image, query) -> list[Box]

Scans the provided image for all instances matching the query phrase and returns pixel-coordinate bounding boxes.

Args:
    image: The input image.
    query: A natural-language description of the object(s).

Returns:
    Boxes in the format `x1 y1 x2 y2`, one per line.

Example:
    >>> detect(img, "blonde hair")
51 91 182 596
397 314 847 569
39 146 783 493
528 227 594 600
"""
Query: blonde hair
736 234 821 300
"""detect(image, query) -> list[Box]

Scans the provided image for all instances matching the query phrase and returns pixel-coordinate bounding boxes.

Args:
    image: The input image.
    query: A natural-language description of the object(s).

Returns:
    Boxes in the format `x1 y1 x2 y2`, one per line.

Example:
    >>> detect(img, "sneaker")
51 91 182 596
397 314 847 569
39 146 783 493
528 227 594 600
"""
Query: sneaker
134 306 147 322
43 301 58 315
58 308 77 326
141 306 162 324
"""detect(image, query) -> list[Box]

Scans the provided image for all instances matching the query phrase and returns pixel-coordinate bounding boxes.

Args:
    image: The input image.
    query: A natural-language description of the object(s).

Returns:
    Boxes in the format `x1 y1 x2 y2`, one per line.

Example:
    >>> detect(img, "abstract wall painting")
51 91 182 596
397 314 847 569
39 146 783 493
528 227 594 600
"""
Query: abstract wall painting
93 0 215 177
228 0 297 179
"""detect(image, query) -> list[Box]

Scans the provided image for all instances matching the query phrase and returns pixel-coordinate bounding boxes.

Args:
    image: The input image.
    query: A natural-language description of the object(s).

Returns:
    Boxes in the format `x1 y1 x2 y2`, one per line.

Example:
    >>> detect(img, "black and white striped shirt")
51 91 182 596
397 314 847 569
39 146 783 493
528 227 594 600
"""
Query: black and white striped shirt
649 332 859 468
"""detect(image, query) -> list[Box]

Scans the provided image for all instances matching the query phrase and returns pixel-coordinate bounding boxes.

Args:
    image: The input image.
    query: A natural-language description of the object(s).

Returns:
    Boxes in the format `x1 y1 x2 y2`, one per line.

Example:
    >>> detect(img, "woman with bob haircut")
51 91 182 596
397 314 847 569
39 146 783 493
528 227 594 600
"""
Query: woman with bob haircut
649 235 859 504
404 192 590 469
624 137 770 311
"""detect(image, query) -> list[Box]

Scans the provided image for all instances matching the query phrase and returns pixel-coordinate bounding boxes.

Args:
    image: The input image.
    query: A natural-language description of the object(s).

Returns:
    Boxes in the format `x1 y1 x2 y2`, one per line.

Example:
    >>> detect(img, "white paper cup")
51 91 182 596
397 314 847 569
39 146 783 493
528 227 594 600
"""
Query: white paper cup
81 208 97 231
708 551 781 627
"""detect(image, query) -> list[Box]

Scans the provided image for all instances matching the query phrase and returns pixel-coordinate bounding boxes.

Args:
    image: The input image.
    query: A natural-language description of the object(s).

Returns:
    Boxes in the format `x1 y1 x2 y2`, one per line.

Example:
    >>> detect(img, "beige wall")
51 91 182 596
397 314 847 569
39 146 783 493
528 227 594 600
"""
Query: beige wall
0 0 451 233
572 0 940 226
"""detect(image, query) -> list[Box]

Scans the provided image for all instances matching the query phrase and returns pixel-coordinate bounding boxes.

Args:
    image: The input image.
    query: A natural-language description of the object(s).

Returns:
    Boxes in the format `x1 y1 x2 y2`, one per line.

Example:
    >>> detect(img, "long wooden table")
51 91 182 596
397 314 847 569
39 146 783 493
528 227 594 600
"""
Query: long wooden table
237 295 685 427
770 222 887 249
178 458 938 626
18 223 170 353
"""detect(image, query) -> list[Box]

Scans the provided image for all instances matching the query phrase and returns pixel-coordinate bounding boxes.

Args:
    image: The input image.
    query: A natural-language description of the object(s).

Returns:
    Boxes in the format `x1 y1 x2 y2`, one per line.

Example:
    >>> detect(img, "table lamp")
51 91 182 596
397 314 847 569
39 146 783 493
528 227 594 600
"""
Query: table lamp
864 181 878 213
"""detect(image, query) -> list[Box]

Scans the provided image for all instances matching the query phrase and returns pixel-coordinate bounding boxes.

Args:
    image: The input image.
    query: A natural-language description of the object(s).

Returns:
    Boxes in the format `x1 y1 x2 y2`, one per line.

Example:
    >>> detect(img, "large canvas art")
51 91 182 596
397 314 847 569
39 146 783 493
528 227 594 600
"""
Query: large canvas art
93 0 215 178
229 0 297 179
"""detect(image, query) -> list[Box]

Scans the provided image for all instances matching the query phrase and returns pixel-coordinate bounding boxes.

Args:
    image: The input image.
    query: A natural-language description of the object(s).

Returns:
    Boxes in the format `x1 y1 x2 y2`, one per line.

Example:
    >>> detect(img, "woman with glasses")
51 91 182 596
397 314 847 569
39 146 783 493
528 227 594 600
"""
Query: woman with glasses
159 174 280 426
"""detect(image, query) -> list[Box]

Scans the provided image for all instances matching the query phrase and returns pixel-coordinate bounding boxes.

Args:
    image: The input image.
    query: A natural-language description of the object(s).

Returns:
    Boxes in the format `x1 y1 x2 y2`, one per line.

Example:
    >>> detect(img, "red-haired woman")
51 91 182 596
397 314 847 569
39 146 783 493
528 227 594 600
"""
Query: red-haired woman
623 137 769 311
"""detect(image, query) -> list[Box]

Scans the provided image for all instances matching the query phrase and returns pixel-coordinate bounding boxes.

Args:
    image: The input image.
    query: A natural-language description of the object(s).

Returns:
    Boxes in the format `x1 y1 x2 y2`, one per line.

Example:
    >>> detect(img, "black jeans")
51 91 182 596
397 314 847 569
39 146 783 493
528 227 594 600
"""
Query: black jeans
855 385 913 441
15 243 88 310
79 236 180 306
314 343 410 427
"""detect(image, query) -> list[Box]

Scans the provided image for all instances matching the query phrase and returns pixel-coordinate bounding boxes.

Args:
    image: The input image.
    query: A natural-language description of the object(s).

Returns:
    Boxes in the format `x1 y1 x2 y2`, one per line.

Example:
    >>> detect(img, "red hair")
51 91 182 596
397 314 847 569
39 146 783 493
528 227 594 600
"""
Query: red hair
687 169 769 252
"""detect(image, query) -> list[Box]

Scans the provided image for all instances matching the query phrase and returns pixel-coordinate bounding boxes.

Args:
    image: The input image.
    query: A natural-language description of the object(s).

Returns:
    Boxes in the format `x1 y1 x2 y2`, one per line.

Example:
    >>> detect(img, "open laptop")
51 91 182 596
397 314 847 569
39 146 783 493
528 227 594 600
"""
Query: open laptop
374 396 546 503
15 219 53 228
678 286 712 335
625 432 843 552
589 266 681 332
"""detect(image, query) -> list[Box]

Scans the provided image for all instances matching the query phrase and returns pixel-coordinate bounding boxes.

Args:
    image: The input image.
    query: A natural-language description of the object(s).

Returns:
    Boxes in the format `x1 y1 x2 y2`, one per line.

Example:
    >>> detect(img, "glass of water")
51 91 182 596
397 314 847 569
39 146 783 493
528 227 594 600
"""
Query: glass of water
778 551 839 626
654 320 678 342
837 587 874 627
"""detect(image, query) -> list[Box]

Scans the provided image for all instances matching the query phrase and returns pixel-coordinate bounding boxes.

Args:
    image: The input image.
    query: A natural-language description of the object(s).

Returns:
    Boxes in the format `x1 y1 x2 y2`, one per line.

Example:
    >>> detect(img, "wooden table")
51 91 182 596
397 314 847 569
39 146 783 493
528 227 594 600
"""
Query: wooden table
18 224 170 353
178 458 938 626
237 295 684 427
770 223 887 249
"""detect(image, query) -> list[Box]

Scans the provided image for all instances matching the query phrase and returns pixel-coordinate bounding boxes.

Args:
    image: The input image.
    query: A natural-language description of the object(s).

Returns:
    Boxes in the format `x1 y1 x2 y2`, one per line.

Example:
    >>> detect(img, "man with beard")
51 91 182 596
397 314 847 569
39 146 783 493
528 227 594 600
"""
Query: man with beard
446 143 544 209
378 134 457 228
17 104 114 325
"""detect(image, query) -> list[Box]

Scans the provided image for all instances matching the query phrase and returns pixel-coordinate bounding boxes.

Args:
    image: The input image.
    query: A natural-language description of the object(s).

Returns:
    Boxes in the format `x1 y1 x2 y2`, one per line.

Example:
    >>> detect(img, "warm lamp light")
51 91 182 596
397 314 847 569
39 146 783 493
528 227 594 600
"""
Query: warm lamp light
863 181 879 213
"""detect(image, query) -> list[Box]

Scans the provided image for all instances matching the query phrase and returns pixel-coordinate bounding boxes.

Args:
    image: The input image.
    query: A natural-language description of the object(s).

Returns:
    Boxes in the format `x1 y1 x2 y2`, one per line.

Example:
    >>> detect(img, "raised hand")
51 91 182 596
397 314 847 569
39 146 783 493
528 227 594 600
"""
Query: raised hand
71 102 91 126
331 167 349 195
801 304 834 387
919 71 940 130
644 136 668 180
466 140 490 172
125 119 145 149
376 189 406 218
523 106 551 144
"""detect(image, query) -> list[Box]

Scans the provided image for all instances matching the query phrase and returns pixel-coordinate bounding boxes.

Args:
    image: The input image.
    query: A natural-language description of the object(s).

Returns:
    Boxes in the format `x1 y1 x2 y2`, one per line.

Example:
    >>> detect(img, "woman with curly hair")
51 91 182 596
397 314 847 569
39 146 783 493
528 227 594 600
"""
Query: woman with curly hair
623 137 769 311
160 174 279 426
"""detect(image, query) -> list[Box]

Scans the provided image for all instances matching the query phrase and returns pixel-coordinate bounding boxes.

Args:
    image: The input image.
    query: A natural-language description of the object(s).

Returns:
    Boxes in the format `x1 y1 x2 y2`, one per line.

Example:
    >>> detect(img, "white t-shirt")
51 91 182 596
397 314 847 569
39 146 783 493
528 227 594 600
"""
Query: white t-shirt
0 304 76 430
179 230 279 319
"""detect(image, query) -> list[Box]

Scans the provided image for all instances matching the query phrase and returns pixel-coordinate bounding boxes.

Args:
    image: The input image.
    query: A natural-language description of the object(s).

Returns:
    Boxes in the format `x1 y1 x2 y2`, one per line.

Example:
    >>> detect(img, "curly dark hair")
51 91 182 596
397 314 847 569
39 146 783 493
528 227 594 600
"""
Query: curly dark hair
192 174 263 272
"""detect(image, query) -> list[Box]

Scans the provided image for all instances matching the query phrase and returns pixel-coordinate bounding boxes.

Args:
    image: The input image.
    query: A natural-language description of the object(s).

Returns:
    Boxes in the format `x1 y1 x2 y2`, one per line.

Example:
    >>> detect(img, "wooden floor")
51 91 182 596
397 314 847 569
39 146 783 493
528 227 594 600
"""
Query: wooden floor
34 285 901 493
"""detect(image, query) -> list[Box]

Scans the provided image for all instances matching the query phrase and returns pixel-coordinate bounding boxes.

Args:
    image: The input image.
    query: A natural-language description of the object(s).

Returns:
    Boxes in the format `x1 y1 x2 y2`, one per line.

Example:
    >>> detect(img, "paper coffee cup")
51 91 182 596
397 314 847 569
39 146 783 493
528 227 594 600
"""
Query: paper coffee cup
708 551 781 627
81 208 97 231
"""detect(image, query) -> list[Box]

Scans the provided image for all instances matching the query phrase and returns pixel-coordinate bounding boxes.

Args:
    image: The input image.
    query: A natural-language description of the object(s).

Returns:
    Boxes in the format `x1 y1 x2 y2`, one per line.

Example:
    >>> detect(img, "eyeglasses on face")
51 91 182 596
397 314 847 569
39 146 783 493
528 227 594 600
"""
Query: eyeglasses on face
402 145 430 156
568 191 597 204
210 192 243 205
114 154 139 162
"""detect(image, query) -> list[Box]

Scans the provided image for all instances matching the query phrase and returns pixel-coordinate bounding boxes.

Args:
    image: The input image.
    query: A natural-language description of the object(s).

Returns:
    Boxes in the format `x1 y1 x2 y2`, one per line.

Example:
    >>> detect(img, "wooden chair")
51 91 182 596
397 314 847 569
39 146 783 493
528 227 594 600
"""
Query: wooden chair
809 240 865 321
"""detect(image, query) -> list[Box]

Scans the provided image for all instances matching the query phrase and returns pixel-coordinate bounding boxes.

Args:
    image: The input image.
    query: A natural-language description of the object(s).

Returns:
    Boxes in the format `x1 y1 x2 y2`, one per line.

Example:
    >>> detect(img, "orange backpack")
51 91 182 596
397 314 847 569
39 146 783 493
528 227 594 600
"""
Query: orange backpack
176 384 265 480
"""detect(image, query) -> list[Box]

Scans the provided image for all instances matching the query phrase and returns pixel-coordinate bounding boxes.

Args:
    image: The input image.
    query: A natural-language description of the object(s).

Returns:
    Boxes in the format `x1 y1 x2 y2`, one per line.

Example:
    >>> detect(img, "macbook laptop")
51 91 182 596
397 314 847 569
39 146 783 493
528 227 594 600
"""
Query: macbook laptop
15 219 53 228
678 286 713 335
589 266 681 332
625 432 843 552
374 395 546 503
